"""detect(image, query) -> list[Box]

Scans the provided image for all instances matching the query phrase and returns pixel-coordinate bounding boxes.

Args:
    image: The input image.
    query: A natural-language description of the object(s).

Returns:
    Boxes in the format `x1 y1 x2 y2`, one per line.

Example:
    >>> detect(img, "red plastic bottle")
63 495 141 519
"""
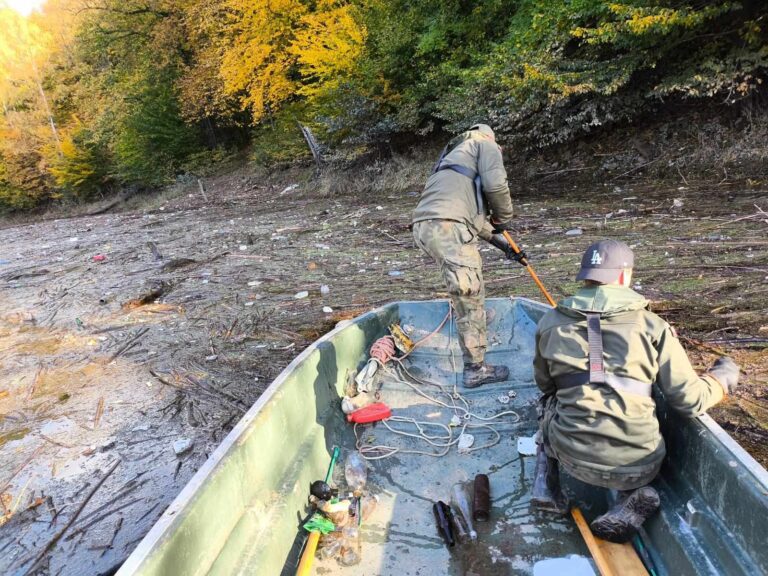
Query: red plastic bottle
347 402 392 424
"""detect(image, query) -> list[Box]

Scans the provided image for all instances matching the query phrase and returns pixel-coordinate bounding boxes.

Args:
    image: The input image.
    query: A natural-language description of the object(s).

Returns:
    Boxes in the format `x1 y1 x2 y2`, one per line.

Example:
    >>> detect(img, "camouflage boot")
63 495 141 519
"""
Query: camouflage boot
590 486 660 543
463 362 509 388
531 447 569 514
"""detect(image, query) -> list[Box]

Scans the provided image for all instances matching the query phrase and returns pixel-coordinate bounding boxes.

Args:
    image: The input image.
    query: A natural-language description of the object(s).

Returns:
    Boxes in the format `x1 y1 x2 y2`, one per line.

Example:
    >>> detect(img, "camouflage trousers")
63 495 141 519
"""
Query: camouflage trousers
413 219 486 365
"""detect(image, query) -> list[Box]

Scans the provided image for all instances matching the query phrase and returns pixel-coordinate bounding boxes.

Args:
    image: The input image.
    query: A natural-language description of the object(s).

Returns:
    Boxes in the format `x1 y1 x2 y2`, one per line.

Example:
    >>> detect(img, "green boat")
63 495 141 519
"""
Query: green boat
117 298 768 576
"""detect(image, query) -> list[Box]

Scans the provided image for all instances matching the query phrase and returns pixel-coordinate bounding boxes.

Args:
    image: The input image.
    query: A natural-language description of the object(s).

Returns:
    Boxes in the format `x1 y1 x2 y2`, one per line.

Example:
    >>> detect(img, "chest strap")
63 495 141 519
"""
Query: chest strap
553 372 652 397
553 312 652 397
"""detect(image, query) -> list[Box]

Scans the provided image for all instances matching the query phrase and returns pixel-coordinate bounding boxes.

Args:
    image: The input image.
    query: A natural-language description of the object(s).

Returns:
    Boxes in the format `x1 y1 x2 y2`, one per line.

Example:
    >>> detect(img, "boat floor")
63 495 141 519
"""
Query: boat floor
295 311 604 575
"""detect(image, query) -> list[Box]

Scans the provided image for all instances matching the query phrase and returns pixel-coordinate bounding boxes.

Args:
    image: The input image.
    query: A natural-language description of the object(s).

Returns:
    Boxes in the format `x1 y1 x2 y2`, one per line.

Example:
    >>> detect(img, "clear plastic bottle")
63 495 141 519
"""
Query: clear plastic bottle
344 451 368 493
338 525 361 566
318 532 343 560
361 494 378 521
450 482 477 541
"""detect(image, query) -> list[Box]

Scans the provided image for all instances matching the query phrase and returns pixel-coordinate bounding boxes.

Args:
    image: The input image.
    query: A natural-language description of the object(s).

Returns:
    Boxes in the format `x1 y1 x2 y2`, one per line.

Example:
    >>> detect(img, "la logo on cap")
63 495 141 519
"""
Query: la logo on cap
591 250 602 265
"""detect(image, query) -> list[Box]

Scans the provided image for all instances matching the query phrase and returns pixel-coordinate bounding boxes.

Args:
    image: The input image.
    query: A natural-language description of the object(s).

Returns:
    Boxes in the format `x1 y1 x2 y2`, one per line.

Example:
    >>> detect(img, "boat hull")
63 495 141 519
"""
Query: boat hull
118 298 768 576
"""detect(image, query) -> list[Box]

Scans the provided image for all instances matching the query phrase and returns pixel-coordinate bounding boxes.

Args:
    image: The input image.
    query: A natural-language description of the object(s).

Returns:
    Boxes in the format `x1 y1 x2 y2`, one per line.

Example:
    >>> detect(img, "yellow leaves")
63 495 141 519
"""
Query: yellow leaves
291 4 365 97
217 0 366 122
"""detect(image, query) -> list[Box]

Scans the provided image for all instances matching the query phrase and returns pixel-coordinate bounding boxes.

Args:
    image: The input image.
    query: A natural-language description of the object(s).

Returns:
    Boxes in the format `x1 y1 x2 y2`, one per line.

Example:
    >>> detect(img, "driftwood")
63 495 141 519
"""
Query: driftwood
298 123 322 169
24 459 120 575
85 188 139 216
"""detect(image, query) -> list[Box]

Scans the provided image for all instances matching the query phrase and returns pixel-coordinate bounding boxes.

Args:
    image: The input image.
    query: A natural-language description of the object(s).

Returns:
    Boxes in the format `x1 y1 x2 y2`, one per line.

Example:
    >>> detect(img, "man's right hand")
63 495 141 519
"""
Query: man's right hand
488 234 528 264
708 356 740 394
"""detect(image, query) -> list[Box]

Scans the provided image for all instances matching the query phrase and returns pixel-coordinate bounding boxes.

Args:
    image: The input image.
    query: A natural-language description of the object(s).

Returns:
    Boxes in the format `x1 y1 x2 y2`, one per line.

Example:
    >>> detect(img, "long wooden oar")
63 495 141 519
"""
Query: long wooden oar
501 230 556 306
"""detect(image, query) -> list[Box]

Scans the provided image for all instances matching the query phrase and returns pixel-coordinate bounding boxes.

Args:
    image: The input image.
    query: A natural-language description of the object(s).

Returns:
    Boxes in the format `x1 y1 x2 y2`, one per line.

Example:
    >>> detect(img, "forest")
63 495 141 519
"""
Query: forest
1 0 767 210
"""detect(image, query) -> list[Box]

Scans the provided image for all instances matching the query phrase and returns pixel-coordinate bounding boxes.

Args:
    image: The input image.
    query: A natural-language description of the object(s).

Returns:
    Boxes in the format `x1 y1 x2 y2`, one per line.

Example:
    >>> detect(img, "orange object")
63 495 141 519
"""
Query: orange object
571 507 648 576
295 531 320 576
571 507 615 576
501 231 556 307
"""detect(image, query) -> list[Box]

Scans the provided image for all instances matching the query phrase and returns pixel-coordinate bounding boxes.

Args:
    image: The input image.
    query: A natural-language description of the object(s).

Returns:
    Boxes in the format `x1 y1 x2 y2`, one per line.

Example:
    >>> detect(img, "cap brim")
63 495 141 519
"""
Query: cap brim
576 267 622 283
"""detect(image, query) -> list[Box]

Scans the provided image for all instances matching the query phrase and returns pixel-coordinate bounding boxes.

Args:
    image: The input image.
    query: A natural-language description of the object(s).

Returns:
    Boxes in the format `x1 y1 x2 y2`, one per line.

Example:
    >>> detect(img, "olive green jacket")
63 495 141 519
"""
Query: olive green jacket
534 285 725 475
412 126 513 240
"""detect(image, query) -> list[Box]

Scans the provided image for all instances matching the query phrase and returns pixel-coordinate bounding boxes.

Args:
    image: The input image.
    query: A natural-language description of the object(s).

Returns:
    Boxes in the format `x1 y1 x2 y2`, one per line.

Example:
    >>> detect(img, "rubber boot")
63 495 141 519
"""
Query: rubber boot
463 362 509 388
590 486 660 543
531 446 569 514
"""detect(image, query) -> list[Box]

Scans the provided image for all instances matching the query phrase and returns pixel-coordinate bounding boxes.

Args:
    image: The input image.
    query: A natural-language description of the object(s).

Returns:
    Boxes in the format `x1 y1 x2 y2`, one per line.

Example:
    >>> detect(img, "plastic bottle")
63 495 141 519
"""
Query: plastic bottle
361 494 378 521
344 451 368 492
432 501 455 547
318 532 343 560
450 482 477 541
338 525 361 566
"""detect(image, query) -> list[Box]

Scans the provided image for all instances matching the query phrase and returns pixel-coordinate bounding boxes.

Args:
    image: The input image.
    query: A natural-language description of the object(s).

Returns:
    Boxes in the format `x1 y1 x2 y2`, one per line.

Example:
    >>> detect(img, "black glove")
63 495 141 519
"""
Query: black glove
707 356 740 394
491 219 515 234
488 234 528 265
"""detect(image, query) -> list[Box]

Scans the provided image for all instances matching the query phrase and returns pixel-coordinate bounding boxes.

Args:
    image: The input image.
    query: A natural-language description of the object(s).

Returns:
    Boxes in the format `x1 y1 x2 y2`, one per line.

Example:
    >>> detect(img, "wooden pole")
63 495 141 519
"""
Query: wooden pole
571 507 616 576
501 230 556 307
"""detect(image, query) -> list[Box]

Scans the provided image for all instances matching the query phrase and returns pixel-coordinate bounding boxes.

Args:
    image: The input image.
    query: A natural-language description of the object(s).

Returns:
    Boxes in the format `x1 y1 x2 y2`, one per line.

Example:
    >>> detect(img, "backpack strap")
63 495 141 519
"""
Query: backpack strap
585 312 606 384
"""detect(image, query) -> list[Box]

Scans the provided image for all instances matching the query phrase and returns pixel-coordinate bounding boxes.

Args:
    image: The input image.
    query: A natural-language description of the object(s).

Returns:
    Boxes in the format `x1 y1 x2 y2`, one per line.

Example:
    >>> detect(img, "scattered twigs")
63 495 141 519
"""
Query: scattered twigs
0 448 43 497
106 327 150 363
680 336 727 357
610 156 665 180
93 397 105 429
24 459 120 575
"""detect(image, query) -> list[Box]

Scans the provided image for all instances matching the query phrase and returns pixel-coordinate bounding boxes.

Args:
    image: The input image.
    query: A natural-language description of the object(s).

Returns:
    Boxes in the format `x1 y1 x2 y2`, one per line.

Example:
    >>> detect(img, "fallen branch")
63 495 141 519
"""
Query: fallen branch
24 459 120 575
106 327 150 363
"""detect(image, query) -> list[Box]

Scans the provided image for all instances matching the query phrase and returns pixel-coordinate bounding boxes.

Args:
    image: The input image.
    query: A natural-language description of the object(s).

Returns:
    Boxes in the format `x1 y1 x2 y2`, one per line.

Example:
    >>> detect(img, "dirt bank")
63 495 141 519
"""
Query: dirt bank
0 158 766 574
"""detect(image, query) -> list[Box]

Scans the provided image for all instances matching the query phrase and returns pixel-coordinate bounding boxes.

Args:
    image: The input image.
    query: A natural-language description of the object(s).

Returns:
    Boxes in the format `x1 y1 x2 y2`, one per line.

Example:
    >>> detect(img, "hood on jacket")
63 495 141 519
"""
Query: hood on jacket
469 123 495 141
557 285 649 318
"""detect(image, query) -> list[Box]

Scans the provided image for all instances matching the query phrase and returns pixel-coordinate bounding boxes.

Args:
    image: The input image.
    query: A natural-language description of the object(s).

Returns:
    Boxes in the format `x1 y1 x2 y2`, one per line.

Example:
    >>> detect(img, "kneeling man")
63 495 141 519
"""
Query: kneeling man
532 239 739 542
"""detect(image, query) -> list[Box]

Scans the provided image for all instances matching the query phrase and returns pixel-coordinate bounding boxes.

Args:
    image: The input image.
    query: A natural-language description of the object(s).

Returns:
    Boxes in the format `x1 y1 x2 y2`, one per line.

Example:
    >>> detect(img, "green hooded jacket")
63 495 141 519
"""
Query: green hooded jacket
534 285 725 476
412 125 513 240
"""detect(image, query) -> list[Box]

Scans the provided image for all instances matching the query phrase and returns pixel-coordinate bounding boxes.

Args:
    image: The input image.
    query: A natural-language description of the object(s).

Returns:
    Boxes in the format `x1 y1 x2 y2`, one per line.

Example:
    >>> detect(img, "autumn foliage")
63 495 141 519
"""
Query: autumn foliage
0 0 766 209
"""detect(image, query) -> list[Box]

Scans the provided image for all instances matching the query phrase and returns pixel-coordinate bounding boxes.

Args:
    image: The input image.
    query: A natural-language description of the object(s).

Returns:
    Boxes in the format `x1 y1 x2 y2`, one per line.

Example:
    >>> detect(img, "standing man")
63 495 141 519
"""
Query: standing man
413 124 517 388
532 239 740 542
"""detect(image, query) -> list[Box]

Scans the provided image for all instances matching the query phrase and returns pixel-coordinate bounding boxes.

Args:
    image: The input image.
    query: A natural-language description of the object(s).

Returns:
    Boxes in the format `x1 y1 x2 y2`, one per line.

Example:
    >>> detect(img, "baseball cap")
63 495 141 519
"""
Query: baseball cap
576 239 634 284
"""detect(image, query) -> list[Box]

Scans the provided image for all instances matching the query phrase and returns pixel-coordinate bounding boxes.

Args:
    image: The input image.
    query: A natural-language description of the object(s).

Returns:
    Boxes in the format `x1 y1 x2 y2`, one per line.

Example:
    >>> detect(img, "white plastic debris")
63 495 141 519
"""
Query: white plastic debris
320 284 330 295
294 291 309 299
672 198 684 208
388 271 404 277
517 436 537 456
280 183 299 195
565 228 583 236
375 205 383 210
173 438 194 456
205 354 218 362
355 360 379 394
239 245 248 251
450 414 462 427
247 280 262 287
497 394 510 405
533 555 595 576
322 306 333 314
508 390 517 399
457 433 475 454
